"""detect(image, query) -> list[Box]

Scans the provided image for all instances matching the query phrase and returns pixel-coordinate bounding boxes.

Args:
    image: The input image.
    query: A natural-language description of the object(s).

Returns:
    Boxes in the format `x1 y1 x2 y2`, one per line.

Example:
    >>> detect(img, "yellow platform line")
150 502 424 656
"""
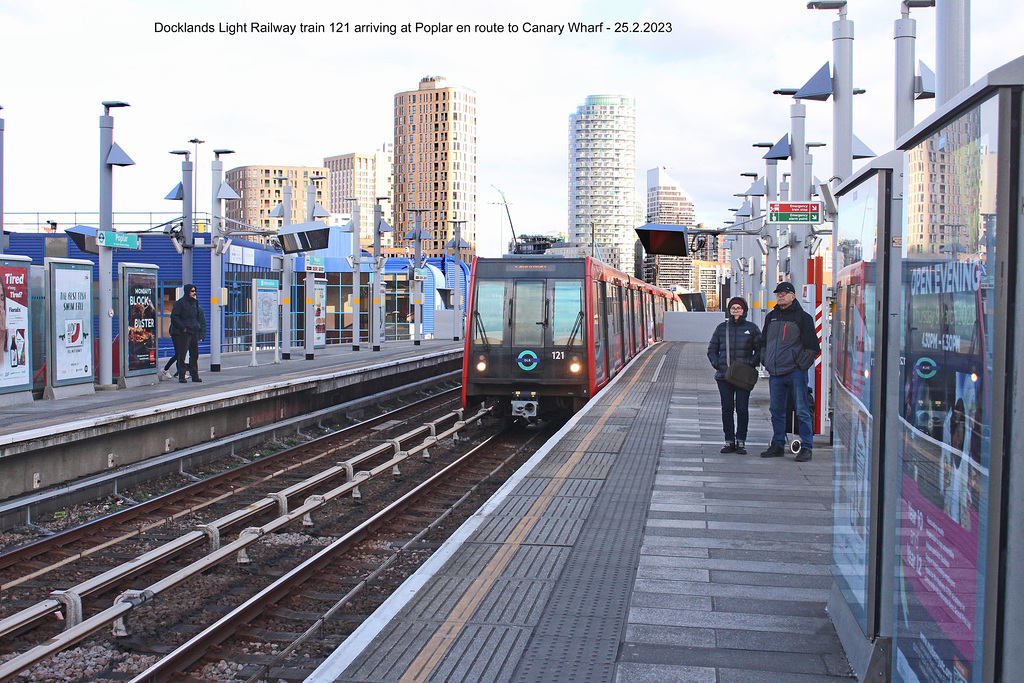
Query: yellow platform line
400 350 662 682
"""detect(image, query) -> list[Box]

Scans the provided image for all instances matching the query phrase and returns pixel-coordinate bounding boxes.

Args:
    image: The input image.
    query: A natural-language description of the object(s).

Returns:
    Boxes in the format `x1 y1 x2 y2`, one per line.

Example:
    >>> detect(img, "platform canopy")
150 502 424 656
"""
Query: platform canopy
634 223 690 257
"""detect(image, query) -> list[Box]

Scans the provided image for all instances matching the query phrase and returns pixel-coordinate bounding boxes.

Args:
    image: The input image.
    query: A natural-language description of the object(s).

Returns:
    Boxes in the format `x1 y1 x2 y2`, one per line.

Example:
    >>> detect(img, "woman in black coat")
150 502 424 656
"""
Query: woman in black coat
707 297 762 454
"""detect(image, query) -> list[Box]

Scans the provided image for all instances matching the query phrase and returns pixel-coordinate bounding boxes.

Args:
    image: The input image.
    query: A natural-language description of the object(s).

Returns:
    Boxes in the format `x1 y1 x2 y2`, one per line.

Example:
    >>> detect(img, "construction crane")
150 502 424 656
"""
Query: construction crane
491 185 519 252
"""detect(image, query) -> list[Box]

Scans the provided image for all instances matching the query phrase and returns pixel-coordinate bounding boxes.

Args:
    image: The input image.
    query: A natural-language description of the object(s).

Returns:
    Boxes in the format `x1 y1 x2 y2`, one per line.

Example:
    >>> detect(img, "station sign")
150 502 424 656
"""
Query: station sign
96 231 140 249
306 255 325 273
768 201 823 224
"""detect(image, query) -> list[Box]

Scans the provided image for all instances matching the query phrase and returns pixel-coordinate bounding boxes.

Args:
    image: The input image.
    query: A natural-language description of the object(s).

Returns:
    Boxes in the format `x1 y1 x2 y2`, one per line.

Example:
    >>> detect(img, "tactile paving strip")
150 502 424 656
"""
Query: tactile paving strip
511 346 678 682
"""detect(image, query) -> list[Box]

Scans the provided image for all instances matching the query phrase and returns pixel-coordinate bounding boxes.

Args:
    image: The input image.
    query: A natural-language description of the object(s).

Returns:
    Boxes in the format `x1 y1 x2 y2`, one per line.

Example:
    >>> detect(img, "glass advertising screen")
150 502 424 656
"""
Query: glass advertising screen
832 174 880 632
893 95 997 683
0 261 32 391
123 269 158 374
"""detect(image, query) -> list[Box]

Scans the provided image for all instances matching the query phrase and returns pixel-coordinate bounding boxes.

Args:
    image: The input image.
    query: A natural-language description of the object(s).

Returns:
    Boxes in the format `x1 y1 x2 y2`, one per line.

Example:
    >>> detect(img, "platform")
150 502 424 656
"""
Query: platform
307 341 853 683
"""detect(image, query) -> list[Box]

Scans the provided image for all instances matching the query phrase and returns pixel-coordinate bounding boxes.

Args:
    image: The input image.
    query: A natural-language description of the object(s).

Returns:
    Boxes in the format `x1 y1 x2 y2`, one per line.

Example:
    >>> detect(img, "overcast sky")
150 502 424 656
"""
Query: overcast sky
2 0 1022 257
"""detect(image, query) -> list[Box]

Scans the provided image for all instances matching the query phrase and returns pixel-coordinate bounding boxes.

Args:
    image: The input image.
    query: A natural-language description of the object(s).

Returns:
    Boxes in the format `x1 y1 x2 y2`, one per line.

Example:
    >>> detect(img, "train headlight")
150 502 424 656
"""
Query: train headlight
569 356 582 373
475 355 487 373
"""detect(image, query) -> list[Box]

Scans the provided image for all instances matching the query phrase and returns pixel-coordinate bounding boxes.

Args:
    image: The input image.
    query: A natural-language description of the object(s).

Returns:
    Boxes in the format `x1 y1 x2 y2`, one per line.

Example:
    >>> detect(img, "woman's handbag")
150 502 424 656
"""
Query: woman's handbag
724 322 758 391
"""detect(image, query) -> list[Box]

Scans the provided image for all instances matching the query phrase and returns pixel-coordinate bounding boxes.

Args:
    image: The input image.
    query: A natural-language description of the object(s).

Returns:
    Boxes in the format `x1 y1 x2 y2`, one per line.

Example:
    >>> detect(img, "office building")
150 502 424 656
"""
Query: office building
568 94 639 271
392 76 477 260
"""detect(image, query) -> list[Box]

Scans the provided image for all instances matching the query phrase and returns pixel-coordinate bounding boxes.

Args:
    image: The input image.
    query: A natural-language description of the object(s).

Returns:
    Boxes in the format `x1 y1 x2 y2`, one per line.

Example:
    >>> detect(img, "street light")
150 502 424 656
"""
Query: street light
188 138 204 230
98 101 134 387
271 175 294 359
446 218 469 342
371 196 392 352
406 208 431 346
303 174 328 360
209 148 236 372
342 197 362 351
168 149 194 284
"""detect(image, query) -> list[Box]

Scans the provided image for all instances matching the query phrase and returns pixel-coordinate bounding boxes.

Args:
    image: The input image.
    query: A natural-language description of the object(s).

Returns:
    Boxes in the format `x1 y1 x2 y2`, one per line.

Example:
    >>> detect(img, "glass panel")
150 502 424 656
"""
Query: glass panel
893 94 997 683
472 280 505 346
512 280 544 347
552 280 583 347
832 174 880 632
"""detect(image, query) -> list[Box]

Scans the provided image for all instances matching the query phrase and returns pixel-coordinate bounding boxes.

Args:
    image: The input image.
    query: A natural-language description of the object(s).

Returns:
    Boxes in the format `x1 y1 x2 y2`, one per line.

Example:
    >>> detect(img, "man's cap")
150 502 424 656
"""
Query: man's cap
185 284 197 293
774 281 796 294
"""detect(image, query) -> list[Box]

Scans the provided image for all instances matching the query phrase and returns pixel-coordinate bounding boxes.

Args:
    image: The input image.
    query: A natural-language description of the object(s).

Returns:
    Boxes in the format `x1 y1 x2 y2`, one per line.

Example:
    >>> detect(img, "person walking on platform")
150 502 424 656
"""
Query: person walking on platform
707 297 762 455
760 282 820 461
170 284 206 384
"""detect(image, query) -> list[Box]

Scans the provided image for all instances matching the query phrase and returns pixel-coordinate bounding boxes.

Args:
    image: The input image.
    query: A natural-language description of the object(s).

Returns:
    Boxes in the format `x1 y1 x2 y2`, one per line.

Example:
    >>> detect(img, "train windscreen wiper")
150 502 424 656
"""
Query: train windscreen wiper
474 310 492 350
564 310 584 351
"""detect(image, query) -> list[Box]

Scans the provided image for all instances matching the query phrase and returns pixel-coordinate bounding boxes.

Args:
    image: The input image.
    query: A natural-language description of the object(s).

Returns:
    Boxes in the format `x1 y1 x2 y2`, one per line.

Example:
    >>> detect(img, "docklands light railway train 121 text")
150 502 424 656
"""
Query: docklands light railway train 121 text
461 255 683 421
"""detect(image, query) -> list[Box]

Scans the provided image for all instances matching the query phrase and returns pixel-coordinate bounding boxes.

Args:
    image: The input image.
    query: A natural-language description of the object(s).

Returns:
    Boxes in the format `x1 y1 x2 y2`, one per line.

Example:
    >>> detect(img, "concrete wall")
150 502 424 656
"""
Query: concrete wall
663 311 728 343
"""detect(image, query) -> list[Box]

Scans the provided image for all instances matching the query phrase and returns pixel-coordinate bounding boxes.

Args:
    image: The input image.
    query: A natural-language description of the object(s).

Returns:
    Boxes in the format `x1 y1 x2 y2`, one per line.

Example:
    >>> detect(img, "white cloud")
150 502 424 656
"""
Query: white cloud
1 0 1022 258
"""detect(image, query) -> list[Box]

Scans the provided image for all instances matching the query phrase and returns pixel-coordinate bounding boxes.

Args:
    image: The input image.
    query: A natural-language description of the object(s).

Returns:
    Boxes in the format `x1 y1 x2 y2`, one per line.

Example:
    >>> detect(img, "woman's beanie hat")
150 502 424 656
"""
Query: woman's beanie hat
727 297 748 314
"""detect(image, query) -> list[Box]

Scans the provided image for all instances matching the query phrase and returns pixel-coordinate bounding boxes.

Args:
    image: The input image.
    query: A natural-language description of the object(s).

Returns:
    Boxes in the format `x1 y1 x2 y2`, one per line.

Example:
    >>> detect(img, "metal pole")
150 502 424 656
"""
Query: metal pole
371 199 385 352
749 194 763 327
412 209 429 346
98 111 114 386
181 158 194 285
304 181 316 360
348 199 361 351
210 151 231 372
832 6 854 186
765 159 779 302
936 0 970 106
895 5 918 142
450 219 467 341
281 180 292 359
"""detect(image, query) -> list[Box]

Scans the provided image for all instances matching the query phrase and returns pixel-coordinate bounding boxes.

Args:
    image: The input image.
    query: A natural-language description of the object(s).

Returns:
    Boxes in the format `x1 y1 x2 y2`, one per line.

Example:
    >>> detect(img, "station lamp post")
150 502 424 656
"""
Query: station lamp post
406 208 431 346
342 197 362 351
371 196 392 352
98 101 134 387
446 219 469 341
210 148 237 372
304 175 329 360
271 176 294 358
168 149 194 284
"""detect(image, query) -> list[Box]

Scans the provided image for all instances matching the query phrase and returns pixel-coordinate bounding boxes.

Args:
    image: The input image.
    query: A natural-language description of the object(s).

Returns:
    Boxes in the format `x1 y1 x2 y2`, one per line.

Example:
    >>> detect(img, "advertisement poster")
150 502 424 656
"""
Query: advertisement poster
0 263 31 390
52 265 93 384
831 180 879 630
314 280 327 347
124 271 158 373
254 280 278 334
894 97 995 683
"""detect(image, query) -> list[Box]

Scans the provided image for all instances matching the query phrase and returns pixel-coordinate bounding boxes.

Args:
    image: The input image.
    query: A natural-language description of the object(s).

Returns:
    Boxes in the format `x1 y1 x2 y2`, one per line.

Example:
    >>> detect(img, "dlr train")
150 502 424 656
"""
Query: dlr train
461 255 683 421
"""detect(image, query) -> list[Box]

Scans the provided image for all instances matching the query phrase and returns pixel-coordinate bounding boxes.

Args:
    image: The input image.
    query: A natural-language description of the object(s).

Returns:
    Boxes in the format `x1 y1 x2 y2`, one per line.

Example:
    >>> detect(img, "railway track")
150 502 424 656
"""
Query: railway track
0 390 556 683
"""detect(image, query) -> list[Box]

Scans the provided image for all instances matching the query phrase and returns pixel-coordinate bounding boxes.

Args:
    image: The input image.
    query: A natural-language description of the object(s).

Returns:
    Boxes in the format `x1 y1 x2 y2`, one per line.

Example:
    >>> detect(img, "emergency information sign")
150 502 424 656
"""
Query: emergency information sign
768 201 823 224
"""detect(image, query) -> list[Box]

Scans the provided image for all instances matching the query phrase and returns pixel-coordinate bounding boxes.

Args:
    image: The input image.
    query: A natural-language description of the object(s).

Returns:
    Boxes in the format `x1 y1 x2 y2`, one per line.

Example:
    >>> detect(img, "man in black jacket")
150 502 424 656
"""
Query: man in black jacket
169 284 207 384
760 282 820 461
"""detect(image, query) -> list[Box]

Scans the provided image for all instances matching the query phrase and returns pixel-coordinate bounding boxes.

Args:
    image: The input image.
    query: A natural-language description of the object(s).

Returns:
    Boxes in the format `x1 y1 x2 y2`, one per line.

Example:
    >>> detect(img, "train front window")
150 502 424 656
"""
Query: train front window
472 281 506 346
552 280 583 347
512 280 545 346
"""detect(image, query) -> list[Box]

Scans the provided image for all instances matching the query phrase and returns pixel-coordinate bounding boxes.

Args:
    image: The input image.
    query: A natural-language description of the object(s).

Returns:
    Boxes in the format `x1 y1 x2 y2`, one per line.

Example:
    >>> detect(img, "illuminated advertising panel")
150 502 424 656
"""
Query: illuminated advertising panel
119 266 159 376
893 94 996 683
49 260 94 386
832 176 880 632
0 258 32 392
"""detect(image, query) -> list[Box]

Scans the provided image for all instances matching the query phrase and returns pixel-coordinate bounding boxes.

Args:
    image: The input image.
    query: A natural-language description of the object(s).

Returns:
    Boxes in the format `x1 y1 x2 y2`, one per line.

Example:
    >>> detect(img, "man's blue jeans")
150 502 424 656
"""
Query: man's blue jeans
768 369 814 449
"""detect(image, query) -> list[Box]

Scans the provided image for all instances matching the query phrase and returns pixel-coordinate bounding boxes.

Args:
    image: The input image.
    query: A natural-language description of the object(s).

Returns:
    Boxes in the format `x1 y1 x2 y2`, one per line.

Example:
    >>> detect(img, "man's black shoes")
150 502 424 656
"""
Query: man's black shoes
760 443 784 458
721 443 737 453
795 448 813 462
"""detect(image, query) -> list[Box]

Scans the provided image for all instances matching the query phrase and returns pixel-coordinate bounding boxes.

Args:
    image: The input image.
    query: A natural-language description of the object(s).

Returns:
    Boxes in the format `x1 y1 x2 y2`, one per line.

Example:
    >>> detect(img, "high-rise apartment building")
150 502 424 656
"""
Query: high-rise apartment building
643 167 701 288
568 95 639 271
224 165 330 243
392 76 477 260
324 145 394 249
